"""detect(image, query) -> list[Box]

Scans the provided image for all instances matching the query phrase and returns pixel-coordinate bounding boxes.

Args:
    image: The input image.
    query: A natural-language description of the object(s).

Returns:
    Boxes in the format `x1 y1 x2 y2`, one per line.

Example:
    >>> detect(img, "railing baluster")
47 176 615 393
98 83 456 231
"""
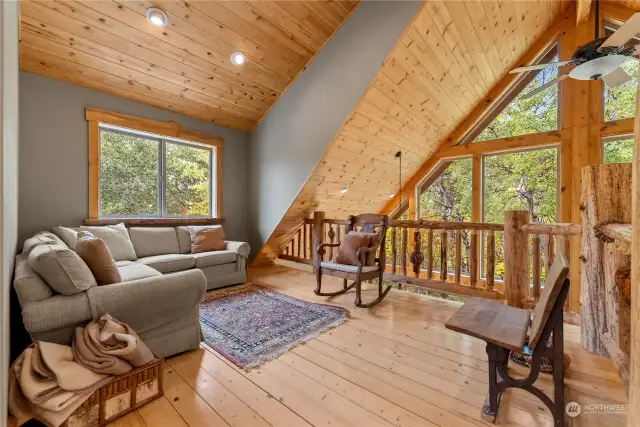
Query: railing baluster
308 223 313 260
486 231 495 292
440 230 447 282
455 230 462 285
470 229 478 288
297 228 302 258
412 231 422 277
391 227 397 274
328 224 336 261
401 227 408 276
532 234 541 300
545 233 554 276
426 229 433 279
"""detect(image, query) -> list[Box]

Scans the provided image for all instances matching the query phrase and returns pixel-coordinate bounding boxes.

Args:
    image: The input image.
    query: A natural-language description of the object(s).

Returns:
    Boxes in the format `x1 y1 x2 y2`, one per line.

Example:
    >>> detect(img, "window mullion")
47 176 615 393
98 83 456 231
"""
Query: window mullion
159 140 166 218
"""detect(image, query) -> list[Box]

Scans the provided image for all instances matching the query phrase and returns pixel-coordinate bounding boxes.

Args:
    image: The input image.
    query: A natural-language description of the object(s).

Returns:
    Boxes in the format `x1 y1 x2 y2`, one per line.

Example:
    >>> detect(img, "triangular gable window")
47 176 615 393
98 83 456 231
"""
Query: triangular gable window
461 43 560 144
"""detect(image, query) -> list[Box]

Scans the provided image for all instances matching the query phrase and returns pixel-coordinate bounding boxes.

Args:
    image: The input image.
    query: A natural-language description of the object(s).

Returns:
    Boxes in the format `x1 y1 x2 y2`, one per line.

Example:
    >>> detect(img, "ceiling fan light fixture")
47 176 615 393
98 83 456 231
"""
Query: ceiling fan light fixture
230 51 246 66
568 54 628 80
146 7 168 27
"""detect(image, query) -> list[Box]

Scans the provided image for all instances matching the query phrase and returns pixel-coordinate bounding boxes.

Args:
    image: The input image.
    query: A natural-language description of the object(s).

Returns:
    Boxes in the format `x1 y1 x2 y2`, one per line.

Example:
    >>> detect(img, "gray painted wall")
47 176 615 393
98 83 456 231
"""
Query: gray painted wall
248 0 421 254
19 72 250 245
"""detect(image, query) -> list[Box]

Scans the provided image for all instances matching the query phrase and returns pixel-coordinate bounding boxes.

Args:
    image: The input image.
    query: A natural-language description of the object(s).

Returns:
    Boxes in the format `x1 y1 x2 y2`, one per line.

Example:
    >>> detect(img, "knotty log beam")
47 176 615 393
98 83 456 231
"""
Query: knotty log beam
595 222 632 243
580 165 632 356
504 211 530 308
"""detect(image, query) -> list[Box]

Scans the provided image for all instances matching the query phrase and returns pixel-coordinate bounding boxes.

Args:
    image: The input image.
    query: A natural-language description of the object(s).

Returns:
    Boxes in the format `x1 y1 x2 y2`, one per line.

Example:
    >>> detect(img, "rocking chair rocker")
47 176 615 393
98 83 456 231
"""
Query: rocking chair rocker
445 254 570 426
314 214 392 308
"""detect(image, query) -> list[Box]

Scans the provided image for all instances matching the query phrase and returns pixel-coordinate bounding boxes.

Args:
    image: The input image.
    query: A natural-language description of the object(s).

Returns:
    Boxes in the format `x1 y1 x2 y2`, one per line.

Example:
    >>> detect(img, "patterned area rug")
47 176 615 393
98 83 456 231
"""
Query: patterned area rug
200 285 348 369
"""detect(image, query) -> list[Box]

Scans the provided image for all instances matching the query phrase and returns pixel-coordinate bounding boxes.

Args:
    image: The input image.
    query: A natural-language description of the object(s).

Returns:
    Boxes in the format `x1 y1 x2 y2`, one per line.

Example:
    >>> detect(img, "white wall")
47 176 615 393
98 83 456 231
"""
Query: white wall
248 0 421 255
1 2 20 426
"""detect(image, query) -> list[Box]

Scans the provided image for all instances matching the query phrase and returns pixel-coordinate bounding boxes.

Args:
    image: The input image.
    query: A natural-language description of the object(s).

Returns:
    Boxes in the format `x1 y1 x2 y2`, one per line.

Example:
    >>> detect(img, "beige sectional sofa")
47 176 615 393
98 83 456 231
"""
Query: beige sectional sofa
13 225 250 358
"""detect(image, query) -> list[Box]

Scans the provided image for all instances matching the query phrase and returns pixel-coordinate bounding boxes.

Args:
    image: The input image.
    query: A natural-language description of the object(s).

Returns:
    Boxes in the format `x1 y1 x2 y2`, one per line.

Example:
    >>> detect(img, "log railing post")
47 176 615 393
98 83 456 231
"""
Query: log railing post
440 230 448 282
532 234 541 300
312 211 325 269
401 227 408 276
454 230 462 285
486 231 495 292
411 231 422 277
426 229 433 279
391 227 397 274
469 230 478 288
504 210 530 308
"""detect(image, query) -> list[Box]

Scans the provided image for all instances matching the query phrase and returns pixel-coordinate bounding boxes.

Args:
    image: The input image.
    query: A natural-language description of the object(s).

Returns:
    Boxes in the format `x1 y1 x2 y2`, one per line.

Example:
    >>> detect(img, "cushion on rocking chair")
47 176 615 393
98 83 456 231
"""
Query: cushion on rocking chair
335 233 374 265
347 232 380 266
320 262 379 273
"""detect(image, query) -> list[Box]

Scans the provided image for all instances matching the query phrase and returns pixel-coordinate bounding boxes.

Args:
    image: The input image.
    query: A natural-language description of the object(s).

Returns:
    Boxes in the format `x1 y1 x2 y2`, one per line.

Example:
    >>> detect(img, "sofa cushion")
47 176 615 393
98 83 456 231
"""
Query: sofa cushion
76 233 121 286
189 226 226 253
14 254 54 304
80 223 137 261
22 234 60 256
28 244 97 295
51 226 79 249
176 226 192 254
118 263 162 282
191 250 236 268
135 254 195 274
128 227 180 258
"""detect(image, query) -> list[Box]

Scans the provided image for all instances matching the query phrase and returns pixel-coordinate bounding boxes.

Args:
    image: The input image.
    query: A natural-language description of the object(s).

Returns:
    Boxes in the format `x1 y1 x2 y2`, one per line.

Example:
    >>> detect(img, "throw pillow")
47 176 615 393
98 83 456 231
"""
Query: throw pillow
335 233 372 266
22 234 59 256
80 223 137 261
75 232 122 286
188 226 226 253
348 232 380 266
51 226 79 249
28 243 97 295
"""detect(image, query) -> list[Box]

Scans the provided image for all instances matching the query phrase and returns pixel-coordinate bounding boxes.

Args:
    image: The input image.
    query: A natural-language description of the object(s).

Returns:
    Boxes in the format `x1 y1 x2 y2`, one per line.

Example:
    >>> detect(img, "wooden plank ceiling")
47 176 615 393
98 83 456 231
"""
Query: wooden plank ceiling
255 0 570 263
18 0 359 131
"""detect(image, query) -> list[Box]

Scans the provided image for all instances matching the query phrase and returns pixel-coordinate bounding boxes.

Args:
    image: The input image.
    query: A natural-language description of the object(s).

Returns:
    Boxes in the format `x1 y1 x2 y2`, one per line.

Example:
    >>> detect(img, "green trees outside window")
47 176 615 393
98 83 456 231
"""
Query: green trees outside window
99 128 213 218
603 137 634 163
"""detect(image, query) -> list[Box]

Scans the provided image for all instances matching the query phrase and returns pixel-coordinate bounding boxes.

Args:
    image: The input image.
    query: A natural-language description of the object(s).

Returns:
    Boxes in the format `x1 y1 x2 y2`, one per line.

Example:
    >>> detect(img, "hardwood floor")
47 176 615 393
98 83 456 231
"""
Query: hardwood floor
10 265 626 427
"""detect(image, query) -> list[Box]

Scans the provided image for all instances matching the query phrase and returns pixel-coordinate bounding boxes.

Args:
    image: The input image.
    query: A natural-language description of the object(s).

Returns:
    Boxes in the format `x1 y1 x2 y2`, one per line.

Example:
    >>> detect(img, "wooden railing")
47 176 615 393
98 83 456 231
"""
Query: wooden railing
278 210 581 308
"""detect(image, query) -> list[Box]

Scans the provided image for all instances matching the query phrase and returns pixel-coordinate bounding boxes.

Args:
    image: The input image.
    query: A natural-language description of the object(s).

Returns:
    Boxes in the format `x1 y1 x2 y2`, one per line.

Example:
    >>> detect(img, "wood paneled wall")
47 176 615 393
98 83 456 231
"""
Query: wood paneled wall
18 0 359 131
254 0 570 264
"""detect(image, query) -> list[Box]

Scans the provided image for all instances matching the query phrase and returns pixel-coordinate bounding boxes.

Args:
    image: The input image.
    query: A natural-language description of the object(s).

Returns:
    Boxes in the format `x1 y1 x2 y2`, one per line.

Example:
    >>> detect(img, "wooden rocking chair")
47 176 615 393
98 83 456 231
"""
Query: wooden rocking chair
314 214 392 308
445 254 570 426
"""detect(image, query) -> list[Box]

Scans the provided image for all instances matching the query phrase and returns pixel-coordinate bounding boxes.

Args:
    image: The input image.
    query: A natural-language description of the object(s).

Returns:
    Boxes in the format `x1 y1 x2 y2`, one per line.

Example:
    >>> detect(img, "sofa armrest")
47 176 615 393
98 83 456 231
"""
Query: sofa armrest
22 292 92 333
225 241 250 258
86 269 206 335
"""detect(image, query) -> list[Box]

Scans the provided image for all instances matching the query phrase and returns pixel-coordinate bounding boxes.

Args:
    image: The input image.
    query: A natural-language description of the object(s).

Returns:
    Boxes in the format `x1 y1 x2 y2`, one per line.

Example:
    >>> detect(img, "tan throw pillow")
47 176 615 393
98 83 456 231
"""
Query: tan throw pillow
28 243 97 295
348 232 380 266
335 233 372 266
188 226 226 253
80 223 137 261
76 232 122 286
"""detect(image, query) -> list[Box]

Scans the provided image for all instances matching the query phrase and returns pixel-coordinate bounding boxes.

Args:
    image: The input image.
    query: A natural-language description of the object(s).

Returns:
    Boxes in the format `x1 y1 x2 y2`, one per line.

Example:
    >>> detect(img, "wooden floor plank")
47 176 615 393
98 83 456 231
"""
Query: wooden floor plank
144 266 627 427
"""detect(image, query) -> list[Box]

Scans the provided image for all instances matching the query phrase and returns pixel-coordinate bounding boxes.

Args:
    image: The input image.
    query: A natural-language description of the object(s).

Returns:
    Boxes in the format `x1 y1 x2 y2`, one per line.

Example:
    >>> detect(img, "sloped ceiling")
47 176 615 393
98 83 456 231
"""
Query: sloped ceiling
255 0 570 263
18 0 359 131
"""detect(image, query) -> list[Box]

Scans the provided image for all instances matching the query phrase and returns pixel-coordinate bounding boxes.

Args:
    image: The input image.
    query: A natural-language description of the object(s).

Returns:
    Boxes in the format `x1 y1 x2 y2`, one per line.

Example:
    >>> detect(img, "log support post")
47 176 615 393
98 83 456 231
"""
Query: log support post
312 211 325 271
504 210 530 308
580 165 632 356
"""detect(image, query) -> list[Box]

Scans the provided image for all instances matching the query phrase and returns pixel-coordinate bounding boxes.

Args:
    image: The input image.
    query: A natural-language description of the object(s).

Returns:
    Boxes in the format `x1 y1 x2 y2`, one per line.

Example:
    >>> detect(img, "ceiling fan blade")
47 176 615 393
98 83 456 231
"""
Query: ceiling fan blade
518 74 569 100
509 61 573 74
601 67 632 87
599 12 640 51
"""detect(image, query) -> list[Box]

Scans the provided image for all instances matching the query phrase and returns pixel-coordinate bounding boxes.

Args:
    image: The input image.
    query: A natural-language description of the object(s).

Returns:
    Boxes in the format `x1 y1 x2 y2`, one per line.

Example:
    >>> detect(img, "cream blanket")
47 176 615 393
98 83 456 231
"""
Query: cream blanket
8 342 110 427
72 313 154 375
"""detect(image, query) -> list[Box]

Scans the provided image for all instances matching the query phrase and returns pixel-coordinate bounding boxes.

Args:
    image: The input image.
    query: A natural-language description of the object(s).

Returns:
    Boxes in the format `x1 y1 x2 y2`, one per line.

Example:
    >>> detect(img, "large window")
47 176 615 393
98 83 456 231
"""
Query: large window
469 44 560 143
603 25 639 121
603 135 634 163
99 125 215 218
482 147 558 280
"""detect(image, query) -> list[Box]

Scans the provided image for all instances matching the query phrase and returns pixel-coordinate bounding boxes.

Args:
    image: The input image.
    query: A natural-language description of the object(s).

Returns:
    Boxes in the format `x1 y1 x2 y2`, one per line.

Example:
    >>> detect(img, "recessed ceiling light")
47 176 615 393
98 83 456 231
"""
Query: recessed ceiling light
230 51 246 66
146 7 168 28
388 193 395 199
340 185 349 194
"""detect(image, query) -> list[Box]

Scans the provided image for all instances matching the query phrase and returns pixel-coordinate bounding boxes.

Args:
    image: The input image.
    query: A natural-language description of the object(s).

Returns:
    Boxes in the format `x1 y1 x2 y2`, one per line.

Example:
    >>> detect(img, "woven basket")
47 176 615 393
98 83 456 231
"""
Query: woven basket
60 359 163 427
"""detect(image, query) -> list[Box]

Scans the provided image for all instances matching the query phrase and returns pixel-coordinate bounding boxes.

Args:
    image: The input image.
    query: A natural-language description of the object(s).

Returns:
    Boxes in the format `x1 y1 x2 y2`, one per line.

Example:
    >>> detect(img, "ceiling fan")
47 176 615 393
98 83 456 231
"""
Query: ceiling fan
511 0 640 100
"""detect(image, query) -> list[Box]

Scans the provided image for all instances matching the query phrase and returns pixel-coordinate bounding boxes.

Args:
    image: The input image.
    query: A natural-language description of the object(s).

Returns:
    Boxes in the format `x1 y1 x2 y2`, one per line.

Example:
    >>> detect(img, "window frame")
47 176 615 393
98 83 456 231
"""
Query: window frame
86 108 223 224
98 124 216 219
414 156 472 220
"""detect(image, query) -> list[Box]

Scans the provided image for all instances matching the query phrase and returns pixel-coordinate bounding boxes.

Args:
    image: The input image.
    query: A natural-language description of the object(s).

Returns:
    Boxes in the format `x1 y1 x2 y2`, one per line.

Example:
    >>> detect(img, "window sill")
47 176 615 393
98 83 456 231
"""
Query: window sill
84 217 224 226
